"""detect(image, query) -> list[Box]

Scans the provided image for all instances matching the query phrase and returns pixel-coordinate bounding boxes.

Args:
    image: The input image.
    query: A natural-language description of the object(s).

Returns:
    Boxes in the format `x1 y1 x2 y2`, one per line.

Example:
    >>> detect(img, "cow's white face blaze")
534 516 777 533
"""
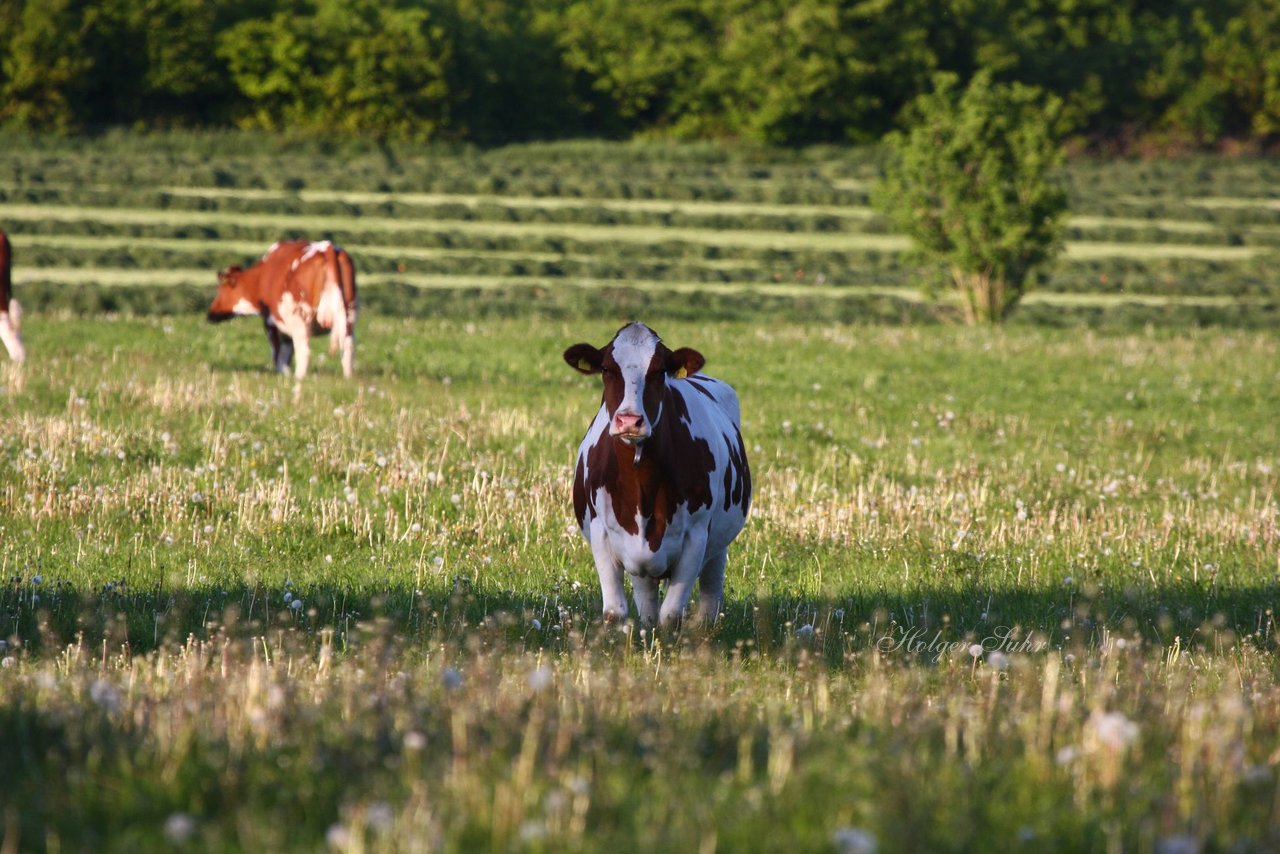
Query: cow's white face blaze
564 322 706 446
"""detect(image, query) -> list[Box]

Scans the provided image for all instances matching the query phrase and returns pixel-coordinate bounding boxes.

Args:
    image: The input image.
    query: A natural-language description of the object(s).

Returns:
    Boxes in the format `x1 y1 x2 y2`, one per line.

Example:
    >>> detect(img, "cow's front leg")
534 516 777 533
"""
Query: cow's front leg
339 330 355 378
277 336 294 373
695 549 728 626
264 322 292 373
589 523 627 621
631 574 660 627
0 311 24 363
291 333 311 379
658 527 709 628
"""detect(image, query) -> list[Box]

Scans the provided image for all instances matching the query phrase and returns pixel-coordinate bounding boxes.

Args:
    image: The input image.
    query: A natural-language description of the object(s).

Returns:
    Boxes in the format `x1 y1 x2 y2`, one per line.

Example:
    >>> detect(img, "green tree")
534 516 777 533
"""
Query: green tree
217 0 452 141
709 0 937 145
874 71 1068 325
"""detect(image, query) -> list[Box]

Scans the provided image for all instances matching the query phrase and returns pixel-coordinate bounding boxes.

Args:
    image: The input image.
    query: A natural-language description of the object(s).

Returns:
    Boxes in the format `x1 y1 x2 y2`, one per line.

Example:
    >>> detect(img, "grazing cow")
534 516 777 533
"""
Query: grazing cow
0 228 25 363
208 240 356 378
565 322 751 627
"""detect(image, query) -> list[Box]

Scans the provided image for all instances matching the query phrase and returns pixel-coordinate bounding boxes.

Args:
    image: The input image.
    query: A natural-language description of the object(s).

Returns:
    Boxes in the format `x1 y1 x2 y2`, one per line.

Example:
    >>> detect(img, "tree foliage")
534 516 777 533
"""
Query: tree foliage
874 72 1068 324
0 0 1277 146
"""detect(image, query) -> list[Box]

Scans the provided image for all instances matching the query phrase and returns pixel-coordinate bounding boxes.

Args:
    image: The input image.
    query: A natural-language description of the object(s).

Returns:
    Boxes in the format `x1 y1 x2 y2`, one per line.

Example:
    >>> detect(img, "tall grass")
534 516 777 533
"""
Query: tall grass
1 317 1277 850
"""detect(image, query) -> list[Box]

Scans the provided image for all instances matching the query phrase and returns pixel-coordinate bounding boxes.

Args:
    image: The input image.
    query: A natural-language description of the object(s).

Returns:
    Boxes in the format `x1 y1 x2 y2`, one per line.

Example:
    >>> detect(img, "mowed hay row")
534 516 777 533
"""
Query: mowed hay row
2 138 1280 309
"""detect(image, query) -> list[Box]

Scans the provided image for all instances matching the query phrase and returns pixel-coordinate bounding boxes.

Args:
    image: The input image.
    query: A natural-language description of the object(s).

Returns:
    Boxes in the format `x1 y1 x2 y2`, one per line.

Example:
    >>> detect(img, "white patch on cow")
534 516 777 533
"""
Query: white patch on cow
300 240 334 264
272 292 313 379
609 322 660 440
232 298 258 317
316 282 344 331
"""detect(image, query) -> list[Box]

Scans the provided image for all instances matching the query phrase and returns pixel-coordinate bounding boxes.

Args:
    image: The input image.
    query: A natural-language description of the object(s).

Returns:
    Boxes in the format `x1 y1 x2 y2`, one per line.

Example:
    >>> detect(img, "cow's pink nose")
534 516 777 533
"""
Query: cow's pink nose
613 411 644 433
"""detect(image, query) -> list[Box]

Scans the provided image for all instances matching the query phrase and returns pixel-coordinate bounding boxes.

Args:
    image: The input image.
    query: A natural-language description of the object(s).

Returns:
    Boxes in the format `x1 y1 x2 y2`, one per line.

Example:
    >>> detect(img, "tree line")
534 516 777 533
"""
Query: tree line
0 0 1276 147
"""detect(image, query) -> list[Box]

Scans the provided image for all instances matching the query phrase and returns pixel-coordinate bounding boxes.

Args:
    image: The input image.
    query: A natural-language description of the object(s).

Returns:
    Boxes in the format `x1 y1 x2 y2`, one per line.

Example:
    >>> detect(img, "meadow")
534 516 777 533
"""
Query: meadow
1 135 1279 852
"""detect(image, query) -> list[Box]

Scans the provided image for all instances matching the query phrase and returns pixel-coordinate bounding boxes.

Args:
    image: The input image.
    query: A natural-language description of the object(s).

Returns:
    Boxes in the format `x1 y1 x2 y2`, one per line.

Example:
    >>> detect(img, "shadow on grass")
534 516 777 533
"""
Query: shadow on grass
3 575 1273 663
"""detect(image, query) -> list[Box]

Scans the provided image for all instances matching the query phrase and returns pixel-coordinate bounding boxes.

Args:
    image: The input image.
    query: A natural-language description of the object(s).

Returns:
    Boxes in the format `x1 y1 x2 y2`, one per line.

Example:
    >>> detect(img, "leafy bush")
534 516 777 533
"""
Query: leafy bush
875 72 1069 324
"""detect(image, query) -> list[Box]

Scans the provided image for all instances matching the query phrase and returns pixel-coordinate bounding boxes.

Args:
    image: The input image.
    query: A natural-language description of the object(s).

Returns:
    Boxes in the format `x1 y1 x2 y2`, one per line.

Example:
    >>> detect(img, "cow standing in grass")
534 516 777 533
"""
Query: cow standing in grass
565 322 751 627
208 240 356 378
0 228 25 363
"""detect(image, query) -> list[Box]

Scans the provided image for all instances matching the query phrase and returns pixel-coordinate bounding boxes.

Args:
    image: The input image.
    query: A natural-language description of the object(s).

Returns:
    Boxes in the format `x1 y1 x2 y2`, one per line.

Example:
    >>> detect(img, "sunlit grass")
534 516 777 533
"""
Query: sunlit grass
1 316 1278 851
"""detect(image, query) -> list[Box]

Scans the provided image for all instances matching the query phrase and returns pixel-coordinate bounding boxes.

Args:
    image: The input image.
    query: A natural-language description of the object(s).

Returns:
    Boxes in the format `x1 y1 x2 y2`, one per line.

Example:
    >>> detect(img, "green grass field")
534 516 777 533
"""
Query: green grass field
2 314 1278 852
1 135 1279 851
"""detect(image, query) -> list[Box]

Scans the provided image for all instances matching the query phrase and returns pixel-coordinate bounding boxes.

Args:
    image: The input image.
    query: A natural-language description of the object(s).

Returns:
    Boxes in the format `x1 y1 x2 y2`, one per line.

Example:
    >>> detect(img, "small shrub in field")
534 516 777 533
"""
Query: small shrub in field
875 71 1069 324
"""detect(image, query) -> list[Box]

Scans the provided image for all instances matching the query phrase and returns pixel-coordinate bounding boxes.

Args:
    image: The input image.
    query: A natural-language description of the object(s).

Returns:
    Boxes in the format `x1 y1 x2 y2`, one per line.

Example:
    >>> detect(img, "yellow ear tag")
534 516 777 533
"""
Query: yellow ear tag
674 367 688 379
578 359 593 372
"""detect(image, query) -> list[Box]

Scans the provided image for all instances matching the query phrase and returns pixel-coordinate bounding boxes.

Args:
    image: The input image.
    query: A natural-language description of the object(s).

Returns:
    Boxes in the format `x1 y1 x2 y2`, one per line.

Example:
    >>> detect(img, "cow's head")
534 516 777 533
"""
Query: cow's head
207 266 258 323
564 322 704 445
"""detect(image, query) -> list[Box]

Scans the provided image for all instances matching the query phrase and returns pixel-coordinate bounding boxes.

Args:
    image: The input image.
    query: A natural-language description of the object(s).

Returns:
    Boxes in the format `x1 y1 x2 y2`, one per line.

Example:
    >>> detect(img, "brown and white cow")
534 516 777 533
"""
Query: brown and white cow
208 240 356 378
565 322 751 627
0 228 25 363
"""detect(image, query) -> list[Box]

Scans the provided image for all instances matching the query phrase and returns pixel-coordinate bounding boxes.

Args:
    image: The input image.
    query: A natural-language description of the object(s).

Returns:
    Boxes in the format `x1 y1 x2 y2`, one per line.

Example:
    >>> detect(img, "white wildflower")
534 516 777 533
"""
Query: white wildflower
366 802 394 833
89 679 121 712
325 824 351 849
528 666 553 692
832 826 878 854
1155 835 1200 854
1088 710 1140 752
164 813 196 844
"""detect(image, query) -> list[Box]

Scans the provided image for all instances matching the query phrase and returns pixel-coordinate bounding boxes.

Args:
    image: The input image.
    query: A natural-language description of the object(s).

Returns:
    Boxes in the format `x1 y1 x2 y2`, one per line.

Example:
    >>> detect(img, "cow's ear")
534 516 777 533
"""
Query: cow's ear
666 347 705 379
218 266 241 285
564 343 603 374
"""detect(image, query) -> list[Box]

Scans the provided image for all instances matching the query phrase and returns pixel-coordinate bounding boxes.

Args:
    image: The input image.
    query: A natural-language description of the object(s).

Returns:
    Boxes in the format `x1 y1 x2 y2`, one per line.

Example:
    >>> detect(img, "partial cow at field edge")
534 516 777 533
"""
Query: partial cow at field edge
208 240 356 379
0 227 25 363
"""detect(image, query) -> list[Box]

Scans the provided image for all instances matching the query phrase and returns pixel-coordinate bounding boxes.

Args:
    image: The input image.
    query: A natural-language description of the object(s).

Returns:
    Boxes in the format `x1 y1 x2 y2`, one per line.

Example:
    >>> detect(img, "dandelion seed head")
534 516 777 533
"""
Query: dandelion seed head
1155 835 1200 854
326 824 351 849
164 813 197 844
528 666 553 692
1088 710 1140 751
832 827 878 854
366 802 394 832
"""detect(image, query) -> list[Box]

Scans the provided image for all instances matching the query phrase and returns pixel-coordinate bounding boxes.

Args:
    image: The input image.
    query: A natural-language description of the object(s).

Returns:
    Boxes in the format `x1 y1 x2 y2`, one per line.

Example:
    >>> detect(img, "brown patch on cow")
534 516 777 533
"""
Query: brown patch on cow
683 376 718 403
723 429 751 513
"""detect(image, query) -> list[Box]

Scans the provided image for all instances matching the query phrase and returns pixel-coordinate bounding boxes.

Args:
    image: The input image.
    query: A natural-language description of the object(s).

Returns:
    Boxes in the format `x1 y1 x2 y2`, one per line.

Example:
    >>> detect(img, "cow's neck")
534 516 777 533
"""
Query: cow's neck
607 389 676 516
